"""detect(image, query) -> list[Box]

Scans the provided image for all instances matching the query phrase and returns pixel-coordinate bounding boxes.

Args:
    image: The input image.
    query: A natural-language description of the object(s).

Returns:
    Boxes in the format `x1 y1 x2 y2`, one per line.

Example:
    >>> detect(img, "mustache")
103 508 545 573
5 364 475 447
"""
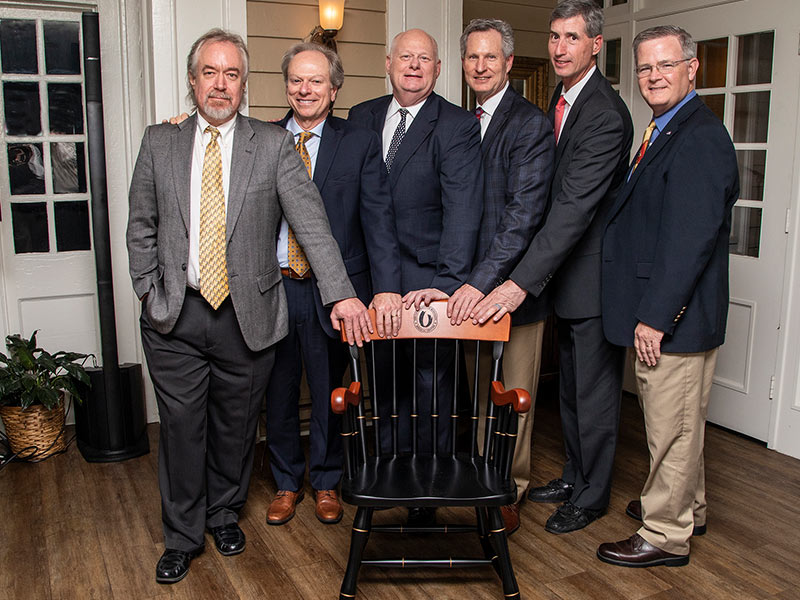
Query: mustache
207 91 232 100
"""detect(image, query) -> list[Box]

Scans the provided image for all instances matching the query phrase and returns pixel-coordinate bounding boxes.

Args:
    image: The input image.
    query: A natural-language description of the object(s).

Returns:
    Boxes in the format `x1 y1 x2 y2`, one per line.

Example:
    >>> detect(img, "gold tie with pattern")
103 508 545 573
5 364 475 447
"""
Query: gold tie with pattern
199 125 229 309
631 120 657 174
287 131 313 277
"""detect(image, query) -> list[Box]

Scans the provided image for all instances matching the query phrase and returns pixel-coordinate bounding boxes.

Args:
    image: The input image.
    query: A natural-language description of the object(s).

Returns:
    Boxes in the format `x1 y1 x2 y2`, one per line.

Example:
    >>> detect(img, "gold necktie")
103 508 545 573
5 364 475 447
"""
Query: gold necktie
199 125 229 309
287 131 313 277
631 120 656 174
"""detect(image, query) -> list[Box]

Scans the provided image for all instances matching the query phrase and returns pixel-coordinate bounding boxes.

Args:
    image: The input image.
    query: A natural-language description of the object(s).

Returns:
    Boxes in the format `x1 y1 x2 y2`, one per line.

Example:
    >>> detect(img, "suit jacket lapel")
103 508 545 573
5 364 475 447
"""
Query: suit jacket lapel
172 114 196 232
554 70 602 162
610 95 704 219
314 117 341 191
226 115 256 240
389 93 437 187
481 87 515 152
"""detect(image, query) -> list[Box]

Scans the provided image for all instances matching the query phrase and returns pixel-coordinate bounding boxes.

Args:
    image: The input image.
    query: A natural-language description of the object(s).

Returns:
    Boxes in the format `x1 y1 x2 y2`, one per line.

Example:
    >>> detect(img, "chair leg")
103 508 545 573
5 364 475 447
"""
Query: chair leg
475 507 499 574
487 507 520 599
340 507 373 599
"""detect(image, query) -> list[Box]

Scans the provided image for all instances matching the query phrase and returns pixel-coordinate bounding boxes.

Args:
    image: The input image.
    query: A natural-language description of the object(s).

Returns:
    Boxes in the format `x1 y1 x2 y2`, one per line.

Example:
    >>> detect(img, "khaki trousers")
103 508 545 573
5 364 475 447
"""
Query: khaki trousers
503 320 546 502
633 348 717 555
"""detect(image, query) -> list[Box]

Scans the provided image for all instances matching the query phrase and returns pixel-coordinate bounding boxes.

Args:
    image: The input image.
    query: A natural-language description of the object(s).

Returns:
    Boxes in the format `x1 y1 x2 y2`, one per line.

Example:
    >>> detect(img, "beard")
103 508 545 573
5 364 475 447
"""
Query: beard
200 91 242 122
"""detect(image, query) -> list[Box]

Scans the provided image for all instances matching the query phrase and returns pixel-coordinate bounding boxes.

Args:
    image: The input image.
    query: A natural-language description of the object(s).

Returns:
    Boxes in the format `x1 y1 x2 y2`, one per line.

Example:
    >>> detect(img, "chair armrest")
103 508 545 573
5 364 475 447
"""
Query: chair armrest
331 381 362 414
490 381 531 414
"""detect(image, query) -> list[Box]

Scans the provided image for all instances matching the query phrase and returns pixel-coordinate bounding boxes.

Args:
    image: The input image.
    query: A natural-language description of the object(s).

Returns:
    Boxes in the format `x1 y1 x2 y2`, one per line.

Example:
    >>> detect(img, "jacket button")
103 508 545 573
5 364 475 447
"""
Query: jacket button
181 263 187 271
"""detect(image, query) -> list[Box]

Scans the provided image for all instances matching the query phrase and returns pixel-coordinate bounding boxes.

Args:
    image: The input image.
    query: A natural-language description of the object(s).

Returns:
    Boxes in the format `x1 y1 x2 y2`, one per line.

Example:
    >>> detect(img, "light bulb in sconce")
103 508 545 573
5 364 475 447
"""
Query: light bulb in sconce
319 0 345 31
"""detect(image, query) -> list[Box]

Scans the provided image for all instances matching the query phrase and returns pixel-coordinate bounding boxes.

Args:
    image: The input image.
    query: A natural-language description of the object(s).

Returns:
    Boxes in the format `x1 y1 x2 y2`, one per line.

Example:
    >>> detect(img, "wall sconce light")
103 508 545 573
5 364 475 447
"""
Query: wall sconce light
309 0 344 51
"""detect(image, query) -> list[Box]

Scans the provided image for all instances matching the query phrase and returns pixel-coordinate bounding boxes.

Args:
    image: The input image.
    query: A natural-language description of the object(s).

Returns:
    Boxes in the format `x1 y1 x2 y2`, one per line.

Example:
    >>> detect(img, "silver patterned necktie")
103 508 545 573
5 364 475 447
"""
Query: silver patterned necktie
385 108 408 172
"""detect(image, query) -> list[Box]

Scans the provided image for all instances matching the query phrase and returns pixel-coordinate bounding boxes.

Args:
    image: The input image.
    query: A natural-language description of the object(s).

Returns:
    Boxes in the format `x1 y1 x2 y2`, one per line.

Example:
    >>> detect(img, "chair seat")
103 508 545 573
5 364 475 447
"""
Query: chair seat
341 454 515 507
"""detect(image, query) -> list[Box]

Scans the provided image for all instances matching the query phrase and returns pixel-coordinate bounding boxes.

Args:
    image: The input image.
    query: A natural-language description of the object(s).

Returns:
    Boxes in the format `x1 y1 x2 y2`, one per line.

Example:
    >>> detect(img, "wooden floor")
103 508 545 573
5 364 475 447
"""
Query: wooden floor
3 391 800 600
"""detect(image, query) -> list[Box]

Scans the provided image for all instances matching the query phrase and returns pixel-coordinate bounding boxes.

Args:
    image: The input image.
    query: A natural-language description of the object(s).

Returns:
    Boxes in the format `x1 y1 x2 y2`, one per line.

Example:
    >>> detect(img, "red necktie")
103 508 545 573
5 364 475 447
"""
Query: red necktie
554 96 567 141
474 106 484 121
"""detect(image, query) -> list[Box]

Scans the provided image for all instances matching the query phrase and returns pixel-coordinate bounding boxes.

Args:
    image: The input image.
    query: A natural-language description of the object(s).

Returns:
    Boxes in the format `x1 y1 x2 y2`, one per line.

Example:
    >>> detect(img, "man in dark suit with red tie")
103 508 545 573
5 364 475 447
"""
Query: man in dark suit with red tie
448 18 554 535
597 25 738 568
473 0 633 535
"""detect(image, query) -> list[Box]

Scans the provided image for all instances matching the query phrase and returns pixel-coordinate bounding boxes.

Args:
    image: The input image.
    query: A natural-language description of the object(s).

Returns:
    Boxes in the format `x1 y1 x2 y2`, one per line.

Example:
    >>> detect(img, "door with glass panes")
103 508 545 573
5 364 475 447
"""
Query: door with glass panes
635 1 799 441
0 6 99 358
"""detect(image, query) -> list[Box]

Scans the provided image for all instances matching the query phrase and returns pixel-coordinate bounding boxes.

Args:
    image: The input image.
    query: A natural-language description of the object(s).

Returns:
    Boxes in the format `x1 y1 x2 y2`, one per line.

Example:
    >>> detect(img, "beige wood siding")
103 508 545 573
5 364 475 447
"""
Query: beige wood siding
246 0 387 121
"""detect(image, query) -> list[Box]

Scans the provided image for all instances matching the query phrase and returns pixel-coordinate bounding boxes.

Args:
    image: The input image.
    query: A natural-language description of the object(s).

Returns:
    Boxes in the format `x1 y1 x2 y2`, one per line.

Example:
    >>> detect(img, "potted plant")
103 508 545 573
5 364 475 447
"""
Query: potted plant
0 331 90 460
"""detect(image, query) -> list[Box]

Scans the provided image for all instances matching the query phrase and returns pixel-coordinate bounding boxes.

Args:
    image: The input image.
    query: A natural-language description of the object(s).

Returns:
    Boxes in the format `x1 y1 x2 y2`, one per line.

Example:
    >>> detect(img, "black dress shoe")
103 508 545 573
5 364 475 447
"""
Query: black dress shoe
407 507 436 527
545 501 605 534
625 500 706 536
210 523 246 556
597 533 690 567
527 478 573 503
155 547 203 584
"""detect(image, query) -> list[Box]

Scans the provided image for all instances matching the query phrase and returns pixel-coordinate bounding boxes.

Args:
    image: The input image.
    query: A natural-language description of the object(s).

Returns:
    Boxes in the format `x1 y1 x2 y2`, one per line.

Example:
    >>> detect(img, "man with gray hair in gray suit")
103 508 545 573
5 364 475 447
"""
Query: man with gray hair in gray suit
126 28 370 585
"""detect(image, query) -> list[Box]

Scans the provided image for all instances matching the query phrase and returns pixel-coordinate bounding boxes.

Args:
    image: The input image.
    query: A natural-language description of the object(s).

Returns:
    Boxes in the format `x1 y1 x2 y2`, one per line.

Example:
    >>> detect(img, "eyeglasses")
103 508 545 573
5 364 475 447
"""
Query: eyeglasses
634 58 691 78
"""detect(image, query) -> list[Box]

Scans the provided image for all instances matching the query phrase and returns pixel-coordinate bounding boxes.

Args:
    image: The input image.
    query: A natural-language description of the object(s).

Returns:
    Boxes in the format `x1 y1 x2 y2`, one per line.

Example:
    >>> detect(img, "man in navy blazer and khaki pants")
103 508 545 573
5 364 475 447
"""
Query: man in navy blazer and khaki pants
348 29 483 472
598 25 738 567
127 30 371 584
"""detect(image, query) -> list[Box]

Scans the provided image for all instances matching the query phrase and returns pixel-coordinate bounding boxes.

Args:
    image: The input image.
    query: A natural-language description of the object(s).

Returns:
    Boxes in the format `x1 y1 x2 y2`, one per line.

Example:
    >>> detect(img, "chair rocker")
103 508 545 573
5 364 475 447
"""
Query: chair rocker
331 300 530 599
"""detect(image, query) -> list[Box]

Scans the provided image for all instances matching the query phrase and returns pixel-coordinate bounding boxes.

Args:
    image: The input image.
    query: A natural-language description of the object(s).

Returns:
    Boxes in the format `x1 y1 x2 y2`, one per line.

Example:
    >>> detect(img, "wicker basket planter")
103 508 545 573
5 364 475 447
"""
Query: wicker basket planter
0 402 66 459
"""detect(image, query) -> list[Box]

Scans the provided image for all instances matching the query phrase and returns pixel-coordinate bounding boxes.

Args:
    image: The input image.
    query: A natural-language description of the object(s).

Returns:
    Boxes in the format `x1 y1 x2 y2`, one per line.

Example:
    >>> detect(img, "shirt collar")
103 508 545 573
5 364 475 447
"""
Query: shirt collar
196 111 237 144
476 82 510 117
653 90 697 134
287 114 326 138
561 65 597 106
387 95 428 121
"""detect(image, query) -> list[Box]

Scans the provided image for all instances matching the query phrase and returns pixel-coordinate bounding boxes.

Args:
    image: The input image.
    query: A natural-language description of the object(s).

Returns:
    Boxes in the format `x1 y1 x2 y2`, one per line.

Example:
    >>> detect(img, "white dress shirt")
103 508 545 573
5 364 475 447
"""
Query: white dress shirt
556 65 597 143
475 82 510 140
276 117 325 268
187 113 236 289
381 96 428 160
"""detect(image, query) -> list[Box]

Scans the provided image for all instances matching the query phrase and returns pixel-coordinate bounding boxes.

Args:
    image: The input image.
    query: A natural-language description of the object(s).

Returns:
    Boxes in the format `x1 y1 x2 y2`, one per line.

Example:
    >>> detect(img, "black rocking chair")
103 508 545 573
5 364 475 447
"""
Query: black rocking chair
331 300 530 599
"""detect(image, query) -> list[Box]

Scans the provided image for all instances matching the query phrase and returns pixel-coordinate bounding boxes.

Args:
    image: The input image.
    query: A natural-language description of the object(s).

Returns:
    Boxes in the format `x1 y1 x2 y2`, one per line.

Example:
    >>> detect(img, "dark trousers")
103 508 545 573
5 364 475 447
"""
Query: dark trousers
373 338 457 455
140 290 275 552
558 315 625 511
264 276 344 491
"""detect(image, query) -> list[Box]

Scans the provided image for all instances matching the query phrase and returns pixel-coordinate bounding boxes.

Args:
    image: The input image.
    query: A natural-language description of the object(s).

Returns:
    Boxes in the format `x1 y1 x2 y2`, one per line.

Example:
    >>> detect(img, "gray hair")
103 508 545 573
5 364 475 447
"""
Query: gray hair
550 0 604 39
633 25 697 62
186 28 250 108
389 29 439 62
281 42 345 90
460 19 515 60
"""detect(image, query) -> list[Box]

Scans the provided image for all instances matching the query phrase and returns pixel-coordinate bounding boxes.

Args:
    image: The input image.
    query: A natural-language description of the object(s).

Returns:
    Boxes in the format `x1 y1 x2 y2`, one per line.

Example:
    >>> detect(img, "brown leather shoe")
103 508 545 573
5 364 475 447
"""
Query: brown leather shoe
625 500 706 536
500 504 520 536
314 489 344 524
267 490 304 525
597 533 689 568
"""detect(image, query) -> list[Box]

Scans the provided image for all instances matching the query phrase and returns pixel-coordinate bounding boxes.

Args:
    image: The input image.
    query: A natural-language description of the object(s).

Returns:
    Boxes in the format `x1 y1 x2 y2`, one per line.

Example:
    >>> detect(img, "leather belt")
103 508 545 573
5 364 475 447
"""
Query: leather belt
280 267 312 280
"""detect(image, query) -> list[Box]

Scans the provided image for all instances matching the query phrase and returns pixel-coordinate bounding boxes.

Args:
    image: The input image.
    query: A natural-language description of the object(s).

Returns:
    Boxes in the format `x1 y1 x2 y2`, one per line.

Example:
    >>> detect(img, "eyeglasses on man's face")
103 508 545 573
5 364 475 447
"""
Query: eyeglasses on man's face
634 58 691 78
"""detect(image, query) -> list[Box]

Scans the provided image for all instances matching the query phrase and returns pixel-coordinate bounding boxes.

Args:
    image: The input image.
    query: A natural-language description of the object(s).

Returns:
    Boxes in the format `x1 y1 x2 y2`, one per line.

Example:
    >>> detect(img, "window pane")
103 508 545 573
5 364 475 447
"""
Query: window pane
605 39 621 85
696 37 727 89
43 21 80 75
736 31 774 85
700 94 725 122
733 91 770 143
612 0 627 4
8 143 45 195
0 19 37 74
48 83 84 134
3 81 41 136
729 206 761 257
736 150 766 202
11 202 49 253
54 200 90 251
51 142 86 194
